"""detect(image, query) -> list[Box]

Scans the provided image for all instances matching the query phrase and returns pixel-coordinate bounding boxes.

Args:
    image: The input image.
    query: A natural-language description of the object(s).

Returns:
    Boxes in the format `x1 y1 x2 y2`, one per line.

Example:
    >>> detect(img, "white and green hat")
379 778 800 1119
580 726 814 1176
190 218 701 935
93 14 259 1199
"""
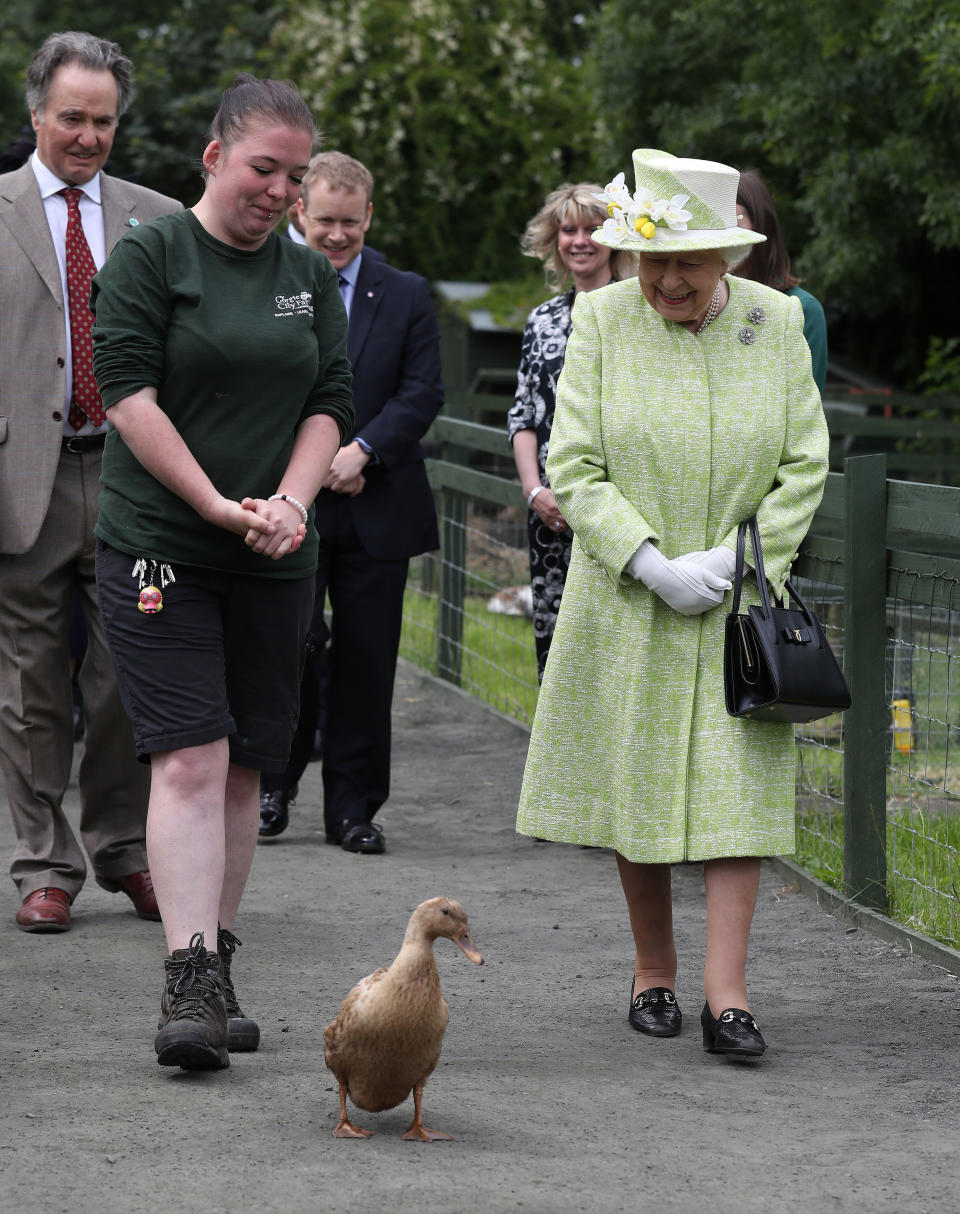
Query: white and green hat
591 148 767 254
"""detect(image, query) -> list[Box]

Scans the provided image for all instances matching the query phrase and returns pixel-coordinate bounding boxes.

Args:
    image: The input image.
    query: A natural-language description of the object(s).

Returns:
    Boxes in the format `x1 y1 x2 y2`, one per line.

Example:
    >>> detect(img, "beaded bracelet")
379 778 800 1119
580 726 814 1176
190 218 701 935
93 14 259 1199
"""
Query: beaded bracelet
268 493 309 526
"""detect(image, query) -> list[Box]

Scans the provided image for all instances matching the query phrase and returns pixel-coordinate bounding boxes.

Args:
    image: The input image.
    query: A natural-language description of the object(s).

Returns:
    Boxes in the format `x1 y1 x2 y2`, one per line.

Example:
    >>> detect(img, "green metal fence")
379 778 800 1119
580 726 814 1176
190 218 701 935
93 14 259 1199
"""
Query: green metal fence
402 427 960 949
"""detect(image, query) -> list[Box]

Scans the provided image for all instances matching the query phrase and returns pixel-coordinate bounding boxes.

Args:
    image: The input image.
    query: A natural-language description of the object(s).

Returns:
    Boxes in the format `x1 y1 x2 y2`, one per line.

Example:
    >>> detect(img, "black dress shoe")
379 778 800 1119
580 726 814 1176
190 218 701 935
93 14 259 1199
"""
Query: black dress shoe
628 981 682 1037
258 787 294 839
325 818 385 854
701 1002 766 1056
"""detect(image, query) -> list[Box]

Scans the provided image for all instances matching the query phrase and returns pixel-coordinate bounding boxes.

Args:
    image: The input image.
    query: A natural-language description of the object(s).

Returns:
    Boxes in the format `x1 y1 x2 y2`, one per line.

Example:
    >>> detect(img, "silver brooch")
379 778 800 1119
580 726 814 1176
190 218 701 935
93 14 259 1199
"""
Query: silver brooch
747 305 765 325
739 327 757 345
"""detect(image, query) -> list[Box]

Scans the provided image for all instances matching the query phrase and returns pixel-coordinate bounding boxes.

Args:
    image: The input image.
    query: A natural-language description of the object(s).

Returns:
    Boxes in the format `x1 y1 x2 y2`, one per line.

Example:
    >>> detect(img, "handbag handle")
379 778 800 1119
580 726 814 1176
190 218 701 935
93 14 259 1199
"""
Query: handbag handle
732 518 817 627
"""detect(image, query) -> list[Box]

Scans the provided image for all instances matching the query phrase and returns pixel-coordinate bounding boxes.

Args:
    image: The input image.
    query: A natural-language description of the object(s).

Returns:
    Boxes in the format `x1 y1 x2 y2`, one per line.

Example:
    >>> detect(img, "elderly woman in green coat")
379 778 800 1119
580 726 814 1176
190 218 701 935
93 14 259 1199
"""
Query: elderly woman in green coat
516 149 829 1058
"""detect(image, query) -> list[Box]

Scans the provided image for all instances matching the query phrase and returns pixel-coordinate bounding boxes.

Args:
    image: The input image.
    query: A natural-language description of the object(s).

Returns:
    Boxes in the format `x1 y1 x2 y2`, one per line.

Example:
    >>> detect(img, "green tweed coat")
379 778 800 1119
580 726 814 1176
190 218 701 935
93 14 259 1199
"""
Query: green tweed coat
516 275 829 862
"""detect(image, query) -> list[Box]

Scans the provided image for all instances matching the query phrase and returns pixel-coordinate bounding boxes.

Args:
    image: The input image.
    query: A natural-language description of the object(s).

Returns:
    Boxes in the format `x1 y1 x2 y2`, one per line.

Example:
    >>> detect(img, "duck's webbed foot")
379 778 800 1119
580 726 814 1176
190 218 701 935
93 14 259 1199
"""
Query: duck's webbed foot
401 1081 454 1142
332 1081 374 1139
402 1124 454 1142
334 1120 374 1139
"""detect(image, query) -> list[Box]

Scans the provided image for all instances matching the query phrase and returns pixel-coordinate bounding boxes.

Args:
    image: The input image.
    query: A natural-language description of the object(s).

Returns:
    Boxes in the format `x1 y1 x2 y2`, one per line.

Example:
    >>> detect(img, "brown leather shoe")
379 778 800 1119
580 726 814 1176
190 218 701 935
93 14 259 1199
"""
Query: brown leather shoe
114 870 162 921
16 888 71 933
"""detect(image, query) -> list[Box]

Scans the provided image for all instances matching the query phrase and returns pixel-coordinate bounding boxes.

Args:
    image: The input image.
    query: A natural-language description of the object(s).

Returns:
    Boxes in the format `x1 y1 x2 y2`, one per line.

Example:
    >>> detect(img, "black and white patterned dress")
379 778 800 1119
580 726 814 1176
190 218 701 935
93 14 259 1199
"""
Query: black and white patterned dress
507 290 575 681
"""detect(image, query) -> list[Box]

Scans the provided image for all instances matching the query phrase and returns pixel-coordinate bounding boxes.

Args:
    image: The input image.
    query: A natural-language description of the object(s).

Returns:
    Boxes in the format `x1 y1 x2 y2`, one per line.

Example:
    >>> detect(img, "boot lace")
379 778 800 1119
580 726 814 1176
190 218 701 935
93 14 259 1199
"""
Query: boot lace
165 932 223 1021
217 925 244 1019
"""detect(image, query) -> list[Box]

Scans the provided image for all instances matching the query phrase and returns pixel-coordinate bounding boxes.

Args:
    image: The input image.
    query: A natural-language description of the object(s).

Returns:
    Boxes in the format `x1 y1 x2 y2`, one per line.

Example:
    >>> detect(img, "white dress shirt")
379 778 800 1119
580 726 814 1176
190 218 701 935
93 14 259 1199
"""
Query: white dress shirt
337 252 363 319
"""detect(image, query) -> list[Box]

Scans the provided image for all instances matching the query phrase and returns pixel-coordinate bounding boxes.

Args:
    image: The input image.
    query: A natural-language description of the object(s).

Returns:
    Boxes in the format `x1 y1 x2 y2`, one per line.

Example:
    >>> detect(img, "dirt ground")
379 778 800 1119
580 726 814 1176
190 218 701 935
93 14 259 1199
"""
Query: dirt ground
1 662 958 1214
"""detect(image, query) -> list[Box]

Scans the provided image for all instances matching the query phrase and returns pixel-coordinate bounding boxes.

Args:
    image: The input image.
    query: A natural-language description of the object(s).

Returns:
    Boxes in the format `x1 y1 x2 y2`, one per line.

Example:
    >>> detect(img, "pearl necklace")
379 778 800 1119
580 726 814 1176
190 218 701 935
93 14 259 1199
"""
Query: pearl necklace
695 284 722 334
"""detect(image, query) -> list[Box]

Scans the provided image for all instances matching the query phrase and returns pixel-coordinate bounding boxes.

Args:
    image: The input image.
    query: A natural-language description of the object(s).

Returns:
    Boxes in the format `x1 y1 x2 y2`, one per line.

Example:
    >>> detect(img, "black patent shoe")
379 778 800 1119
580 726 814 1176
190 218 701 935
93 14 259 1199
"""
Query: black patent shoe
325 818 385 854
628 982 682 1037
258 786 295 839
701 1002 766 1057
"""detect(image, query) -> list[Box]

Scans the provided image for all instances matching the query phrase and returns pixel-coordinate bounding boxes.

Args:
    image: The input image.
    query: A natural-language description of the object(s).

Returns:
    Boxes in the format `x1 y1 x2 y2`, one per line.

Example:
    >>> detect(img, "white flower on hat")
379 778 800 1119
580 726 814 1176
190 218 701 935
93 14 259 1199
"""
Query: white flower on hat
658 194 692 230
632 187 659 217
620 186 694 240
593 172 633 217
599 208 631 242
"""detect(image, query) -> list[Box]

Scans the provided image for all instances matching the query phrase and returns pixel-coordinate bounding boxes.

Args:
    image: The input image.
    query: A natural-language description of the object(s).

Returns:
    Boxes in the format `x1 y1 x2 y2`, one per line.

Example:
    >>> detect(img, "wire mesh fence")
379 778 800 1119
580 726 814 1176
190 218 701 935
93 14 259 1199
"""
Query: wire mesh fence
792 553 846 890
401 502 540 724
402 469 960 950
884 565 960 947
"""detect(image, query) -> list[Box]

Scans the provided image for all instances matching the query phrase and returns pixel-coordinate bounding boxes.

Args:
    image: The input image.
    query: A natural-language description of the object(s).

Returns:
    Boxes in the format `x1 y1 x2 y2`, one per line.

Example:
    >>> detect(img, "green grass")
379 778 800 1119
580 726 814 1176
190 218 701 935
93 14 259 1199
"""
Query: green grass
400 586 539 724
796 805 960 949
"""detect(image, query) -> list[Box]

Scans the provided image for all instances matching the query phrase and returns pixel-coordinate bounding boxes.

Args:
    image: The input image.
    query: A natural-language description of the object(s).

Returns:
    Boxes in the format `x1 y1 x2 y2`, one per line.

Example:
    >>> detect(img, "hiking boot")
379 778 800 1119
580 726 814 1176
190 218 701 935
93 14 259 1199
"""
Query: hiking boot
217 925 261 1052
154 931 229 1070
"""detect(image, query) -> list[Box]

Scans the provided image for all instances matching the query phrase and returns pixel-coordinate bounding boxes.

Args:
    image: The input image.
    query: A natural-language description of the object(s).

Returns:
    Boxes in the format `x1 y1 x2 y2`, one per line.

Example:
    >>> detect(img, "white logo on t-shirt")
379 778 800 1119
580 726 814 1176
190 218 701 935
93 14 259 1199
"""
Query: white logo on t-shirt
274 291 313 318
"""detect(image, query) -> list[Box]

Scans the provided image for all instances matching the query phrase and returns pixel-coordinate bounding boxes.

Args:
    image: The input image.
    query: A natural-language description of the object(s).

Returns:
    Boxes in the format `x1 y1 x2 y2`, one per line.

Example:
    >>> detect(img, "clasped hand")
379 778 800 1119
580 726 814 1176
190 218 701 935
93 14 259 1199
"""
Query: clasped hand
204 495 306 559
627 541 735 616
241 497 308 558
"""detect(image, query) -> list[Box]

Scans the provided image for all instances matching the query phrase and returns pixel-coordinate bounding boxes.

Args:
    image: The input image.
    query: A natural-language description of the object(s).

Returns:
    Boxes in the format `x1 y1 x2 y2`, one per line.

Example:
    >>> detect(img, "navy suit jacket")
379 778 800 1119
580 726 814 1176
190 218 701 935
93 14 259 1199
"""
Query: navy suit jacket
315 251 444 560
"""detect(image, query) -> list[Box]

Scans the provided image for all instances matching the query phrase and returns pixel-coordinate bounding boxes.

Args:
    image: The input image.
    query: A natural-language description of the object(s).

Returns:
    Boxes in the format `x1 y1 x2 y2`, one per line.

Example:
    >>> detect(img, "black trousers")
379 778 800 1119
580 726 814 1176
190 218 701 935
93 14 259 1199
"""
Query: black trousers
262 506 408 833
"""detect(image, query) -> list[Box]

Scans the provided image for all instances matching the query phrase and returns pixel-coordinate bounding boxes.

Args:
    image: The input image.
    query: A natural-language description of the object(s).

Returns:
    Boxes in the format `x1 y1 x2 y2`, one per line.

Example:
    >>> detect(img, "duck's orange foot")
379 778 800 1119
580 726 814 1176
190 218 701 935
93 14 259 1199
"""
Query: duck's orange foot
402 1125 454 1142
333 1120 374 1139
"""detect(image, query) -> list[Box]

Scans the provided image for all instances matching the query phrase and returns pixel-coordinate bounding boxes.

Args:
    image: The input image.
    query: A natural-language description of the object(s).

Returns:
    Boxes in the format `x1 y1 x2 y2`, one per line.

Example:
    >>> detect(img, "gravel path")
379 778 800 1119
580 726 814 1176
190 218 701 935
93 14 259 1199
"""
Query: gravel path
1 662 957 1213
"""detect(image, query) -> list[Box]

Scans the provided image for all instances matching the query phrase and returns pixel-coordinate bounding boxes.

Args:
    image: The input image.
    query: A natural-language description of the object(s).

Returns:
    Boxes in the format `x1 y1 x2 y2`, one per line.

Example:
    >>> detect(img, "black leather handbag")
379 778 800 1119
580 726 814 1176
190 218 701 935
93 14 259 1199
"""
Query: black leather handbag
723 518 851 723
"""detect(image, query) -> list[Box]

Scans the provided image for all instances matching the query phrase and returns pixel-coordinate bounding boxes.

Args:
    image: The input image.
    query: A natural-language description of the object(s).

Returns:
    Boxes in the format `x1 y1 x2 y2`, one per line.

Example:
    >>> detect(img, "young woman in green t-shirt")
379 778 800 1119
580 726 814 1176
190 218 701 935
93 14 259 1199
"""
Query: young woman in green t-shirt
93 75 353 1071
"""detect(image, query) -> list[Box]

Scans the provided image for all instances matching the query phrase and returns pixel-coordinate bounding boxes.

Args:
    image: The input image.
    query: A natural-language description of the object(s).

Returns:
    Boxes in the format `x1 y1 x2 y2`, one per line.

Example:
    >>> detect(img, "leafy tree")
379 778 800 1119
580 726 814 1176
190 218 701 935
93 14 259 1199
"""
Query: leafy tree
0 0 290 203
119 0 290 204
273 0 599 281
3 0 956 385
585 0 960 385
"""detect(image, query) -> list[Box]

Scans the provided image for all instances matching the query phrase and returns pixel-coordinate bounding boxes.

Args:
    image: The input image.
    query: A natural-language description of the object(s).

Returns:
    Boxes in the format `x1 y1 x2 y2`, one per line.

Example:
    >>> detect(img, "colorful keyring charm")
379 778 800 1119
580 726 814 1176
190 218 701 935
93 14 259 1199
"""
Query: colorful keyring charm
138 585 163 614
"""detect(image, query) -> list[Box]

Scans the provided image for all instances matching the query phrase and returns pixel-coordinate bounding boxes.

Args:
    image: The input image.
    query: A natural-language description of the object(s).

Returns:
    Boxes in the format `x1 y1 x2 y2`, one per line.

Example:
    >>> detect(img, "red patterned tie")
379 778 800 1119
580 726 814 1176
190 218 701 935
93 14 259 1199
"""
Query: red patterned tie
59 186 106 430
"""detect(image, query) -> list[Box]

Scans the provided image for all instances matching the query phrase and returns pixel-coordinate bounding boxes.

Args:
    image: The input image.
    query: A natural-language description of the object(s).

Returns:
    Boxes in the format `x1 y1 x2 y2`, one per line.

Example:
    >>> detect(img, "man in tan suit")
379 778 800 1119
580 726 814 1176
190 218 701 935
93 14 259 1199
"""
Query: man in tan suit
0 31 181 932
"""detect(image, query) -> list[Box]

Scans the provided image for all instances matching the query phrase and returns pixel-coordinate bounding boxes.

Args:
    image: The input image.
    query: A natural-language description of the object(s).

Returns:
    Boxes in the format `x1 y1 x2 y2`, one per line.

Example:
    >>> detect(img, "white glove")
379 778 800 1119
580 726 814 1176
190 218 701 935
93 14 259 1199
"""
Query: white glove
680 545 738 583
626 541 731 616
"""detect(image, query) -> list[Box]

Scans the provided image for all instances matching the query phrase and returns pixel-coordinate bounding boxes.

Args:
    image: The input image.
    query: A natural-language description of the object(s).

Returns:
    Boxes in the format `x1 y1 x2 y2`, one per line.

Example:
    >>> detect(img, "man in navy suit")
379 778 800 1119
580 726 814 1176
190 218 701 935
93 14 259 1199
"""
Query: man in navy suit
259 152 443 853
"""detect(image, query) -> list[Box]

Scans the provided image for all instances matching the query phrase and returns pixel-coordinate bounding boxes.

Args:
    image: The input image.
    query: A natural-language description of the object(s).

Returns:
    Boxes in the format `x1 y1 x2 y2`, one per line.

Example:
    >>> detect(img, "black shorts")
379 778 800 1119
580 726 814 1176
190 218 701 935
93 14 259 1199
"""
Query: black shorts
95 541 314 770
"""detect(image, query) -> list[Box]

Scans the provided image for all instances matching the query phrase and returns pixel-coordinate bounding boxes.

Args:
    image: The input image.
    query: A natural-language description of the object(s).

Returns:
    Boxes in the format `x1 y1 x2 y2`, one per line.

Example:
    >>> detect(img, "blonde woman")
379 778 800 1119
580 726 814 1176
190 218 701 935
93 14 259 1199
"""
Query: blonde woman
507 184 636 681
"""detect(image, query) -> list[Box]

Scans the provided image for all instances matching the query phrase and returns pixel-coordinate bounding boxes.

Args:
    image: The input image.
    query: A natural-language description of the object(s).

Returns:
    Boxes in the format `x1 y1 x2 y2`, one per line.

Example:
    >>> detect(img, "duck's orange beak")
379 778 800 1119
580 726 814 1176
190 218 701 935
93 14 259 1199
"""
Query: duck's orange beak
454 928 484 965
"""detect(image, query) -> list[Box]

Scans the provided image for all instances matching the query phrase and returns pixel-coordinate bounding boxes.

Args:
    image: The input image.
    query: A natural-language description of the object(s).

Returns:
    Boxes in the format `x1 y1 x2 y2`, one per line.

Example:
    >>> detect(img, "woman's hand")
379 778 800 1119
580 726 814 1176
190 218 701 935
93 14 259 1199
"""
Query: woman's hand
239 497 307 559
530 487 568 534
513 429 567 532
626 541 730 615
206 495 276 542
679 546 738 582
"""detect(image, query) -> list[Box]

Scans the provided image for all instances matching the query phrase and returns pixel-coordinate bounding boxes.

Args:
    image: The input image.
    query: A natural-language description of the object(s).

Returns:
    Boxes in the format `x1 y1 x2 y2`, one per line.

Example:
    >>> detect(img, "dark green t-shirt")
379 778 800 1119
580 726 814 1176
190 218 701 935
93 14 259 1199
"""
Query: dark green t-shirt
91 210 354 577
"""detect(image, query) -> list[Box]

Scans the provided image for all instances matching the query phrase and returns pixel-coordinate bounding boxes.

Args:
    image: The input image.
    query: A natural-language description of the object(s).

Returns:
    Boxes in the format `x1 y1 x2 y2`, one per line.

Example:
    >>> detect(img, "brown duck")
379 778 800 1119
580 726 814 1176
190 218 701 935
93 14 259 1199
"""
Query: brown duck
324 897 484 1140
